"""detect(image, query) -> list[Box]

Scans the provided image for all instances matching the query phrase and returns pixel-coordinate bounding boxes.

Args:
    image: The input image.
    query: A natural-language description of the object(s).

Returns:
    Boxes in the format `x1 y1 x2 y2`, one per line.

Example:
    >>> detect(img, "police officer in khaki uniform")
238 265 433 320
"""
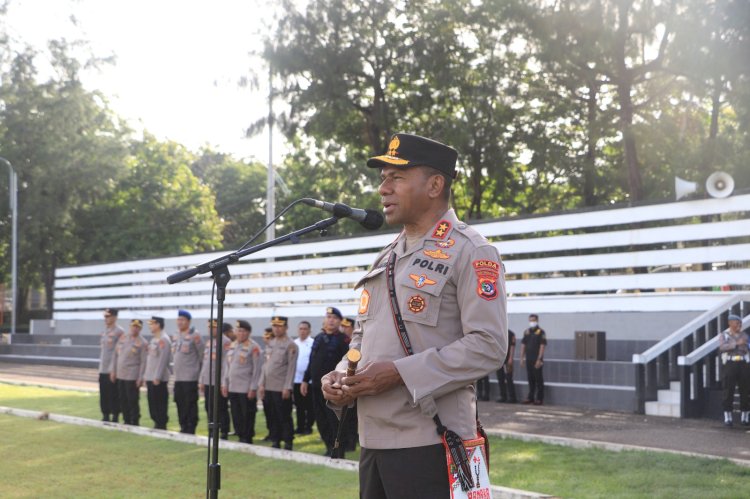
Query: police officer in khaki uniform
200 320 232 439
172 309 204 434
143 316 171 429
98 308 124 422
110 319 149 426
322 133 507 498
258 316 299 450
719 314 749 426
222 320 263 443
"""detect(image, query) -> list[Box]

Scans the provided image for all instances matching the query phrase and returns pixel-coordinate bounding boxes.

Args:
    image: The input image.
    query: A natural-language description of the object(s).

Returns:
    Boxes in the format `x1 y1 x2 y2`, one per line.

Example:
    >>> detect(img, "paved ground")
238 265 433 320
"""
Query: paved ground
2 362 749 464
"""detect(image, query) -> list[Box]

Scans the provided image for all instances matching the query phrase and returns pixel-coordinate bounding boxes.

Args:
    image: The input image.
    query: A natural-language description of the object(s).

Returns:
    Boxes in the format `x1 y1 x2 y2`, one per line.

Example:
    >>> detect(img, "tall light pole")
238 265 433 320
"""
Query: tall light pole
0 157 17 338
266 64 275 243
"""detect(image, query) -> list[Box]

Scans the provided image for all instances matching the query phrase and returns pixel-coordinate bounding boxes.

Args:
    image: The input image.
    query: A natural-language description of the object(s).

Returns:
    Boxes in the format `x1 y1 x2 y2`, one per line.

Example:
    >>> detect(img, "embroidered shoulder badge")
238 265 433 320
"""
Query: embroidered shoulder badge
408 295 426 313
432 220 451 239
423 248 450 259
473 259 500 301
409 273 437 288
358 289 371 315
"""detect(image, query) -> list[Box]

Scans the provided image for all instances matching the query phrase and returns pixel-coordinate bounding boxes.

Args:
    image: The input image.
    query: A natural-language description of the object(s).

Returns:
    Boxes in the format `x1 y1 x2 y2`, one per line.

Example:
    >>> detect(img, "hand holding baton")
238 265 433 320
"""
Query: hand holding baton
332 348 361 459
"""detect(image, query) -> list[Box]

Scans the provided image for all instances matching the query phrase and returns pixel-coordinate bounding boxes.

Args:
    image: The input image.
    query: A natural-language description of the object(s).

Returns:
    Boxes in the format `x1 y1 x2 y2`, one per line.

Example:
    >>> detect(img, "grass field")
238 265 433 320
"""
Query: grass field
2 383 750 498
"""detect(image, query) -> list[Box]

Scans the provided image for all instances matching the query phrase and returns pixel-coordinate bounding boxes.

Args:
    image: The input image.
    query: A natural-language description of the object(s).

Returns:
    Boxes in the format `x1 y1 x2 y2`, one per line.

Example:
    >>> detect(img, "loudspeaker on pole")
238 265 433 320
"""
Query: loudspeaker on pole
705 171 735 199
675 176 698 200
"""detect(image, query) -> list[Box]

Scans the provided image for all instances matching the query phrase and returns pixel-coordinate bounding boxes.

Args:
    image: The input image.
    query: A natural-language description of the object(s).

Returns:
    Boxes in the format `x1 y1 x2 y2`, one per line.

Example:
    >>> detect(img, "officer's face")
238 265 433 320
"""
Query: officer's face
130 325 141 336
729 319 741 332
379 166 433 226
148 321 161 334
298 324 311 340
177 317 190 331
104 312 116 326
324 313 341 332
272 324 288 337
235 328 249 342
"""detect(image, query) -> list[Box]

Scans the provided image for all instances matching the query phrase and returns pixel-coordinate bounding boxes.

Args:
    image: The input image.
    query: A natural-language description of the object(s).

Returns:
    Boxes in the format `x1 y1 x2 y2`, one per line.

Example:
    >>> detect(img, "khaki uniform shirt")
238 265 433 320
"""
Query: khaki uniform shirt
143 332 172 382
223 339 263 394
110 333 148 381
200 336 232 386
99 324 125 374
339 209 507 449
172 328 204 382
259 336 298 392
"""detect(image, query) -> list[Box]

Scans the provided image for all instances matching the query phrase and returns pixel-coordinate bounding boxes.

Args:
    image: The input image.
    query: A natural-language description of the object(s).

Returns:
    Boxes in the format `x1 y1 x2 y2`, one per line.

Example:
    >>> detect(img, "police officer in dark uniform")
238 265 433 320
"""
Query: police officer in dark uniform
496 329 518 403
301 307 350 456
521 314 547 405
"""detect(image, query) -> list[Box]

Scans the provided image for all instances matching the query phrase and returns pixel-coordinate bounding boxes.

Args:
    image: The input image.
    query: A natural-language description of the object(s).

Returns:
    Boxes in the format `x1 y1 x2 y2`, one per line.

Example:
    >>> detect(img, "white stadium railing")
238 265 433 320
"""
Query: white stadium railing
53 194 750 321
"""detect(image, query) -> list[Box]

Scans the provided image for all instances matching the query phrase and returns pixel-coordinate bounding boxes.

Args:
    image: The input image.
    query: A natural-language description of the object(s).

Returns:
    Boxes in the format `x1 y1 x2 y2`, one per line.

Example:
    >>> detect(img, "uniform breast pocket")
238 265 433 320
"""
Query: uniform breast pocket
399 272 447 327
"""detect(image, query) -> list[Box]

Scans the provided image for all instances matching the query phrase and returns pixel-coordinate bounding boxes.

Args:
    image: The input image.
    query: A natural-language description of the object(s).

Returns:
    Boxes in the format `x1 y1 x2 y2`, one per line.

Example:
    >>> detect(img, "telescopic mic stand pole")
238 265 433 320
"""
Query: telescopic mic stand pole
332 349 361 459
208 266 230 499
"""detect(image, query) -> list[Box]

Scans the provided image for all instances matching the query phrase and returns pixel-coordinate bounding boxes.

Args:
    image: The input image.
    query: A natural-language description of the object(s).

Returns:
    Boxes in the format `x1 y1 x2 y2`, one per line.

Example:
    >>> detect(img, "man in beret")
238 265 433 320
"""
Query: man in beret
719 314 749 426
144 316 171 429
322 133 507 497
200 320 232 438
172 309 204 434
340 317 355 344
258 316 299 450
302 306 349 456
98 308 124 422
222 320 263 443
110 319 148 426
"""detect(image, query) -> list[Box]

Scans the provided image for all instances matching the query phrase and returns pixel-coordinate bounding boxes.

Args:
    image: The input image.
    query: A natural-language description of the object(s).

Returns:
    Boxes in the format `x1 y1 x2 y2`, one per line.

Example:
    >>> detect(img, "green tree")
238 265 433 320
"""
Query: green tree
0 47 128 320
75 134 224 263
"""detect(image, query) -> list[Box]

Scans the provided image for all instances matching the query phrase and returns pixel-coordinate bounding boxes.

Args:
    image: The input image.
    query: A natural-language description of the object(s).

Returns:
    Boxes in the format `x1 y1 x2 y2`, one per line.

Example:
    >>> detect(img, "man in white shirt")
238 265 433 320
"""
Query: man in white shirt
293 321 315 435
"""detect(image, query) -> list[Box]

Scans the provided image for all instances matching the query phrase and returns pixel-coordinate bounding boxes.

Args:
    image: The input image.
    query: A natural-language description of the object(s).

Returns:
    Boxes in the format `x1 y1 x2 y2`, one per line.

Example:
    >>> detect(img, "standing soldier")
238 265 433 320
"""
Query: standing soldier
521 314 547 405
301 307 349 456
172 309 204 434
719 314 749 426
258 316 298 450
496 329 518 403
98 308 124 422
222 320 262 444
110 319 148 426
261 327 274 441
144 316 171 429
199 320 232 439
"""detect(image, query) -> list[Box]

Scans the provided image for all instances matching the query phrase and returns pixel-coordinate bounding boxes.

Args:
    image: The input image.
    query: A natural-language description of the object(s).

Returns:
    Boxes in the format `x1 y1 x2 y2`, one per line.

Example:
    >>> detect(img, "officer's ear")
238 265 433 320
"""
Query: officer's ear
424 170 446 200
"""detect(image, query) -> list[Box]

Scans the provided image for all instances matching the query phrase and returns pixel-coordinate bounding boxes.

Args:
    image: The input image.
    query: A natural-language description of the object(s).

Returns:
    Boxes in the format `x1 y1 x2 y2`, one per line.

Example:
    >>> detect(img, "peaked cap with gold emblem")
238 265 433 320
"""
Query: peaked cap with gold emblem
367 133 458 178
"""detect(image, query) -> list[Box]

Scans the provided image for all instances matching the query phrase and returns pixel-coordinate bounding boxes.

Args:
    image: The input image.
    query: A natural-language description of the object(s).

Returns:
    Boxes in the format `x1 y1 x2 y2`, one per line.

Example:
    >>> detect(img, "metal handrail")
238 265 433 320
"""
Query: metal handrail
632 294 749 364
678 315 750 366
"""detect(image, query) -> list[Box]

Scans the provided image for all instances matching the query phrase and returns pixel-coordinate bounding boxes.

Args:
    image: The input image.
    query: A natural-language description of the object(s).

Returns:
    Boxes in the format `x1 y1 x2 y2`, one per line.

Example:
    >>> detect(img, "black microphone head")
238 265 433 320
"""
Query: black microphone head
362 209 385 230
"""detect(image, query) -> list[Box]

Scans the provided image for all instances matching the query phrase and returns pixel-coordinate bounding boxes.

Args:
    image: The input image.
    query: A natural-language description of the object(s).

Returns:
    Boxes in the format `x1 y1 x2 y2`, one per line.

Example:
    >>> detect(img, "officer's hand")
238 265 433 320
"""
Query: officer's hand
153 379 161 386
258 386 265 400
247 389 256 400
506 362 513 375
520 358 526 367
300 382 309 397
136 379 143 388
340 361 404 398
282 389 291 400
321 370 353 405
199 383 204 395
534 359 543 369
221 386 228 397
109 372 116 383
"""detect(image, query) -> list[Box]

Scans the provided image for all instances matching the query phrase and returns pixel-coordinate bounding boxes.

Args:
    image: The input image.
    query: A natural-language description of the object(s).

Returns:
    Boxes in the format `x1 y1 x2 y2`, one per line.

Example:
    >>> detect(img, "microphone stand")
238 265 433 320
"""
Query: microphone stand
167 216 341 499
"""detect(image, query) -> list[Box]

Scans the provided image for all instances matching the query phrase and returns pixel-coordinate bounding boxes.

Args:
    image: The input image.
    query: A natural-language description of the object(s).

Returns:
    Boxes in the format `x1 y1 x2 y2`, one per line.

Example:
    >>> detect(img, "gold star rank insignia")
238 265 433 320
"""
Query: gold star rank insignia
432 220 451 239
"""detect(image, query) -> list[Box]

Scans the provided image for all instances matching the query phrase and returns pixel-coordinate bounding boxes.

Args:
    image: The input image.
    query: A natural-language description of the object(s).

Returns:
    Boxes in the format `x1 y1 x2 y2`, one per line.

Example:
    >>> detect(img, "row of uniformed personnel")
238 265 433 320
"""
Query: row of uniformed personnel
98 308 299 448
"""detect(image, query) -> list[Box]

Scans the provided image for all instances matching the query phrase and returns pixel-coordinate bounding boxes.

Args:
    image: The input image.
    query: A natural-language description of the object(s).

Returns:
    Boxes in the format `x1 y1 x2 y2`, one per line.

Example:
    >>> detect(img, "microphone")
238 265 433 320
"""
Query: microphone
302 198 384 230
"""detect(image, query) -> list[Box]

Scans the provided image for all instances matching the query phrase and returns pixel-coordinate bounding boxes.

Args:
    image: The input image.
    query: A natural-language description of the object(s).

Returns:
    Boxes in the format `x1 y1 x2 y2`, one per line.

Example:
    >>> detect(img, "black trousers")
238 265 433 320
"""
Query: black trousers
174 380 199 434
264 390 294 445
311 382 339 449
526 362 544 402
723 361 750 411
496 366 517 402
293 382 314 432
146 381 169 429
99 373 120 421
204 386 231 436
476 376 490 401
360 444 449 499
229 392 257 443
117 379 140 426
